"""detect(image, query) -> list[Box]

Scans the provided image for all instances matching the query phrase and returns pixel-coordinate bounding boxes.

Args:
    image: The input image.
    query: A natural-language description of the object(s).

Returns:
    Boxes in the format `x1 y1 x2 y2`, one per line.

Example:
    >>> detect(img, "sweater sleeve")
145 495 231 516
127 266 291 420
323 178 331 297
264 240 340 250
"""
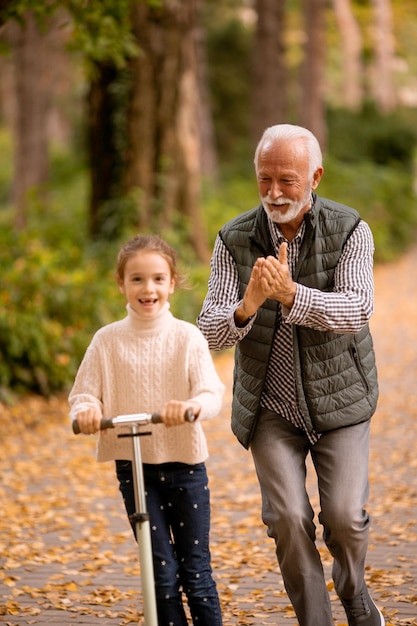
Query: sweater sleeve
68 339 104 421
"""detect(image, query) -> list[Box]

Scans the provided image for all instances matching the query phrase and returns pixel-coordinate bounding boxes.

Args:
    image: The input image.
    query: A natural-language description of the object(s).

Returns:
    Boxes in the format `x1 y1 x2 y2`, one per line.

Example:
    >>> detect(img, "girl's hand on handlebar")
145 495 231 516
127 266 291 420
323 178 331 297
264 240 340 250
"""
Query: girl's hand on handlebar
160 400 200 427
72 407 102 435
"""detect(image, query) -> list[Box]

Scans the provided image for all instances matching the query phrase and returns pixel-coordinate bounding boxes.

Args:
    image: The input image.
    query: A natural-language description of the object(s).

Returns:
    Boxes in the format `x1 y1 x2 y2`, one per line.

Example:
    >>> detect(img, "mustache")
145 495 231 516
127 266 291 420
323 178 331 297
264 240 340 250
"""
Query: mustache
262 196 295 206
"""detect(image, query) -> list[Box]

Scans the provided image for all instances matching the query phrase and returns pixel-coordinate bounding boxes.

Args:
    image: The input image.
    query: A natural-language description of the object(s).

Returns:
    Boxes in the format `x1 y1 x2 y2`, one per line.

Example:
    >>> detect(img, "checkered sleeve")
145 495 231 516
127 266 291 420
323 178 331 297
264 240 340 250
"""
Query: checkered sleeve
285 220 375 333
197 235 255 350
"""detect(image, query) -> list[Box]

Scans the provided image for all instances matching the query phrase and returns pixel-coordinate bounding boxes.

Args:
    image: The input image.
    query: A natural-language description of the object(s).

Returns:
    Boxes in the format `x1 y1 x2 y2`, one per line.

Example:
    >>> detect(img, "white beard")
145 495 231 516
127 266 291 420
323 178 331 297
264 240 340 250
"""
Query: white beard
262 189 311 224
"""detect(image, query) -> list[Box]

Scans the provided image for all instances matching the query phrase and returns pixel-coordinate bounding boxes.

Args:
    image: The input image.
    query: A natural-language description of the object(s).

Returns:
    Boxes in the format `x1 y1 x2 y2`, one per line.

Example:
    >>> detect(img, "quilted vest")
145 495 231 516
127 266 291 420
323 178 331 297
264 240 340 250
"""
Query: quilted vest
219 195 379 449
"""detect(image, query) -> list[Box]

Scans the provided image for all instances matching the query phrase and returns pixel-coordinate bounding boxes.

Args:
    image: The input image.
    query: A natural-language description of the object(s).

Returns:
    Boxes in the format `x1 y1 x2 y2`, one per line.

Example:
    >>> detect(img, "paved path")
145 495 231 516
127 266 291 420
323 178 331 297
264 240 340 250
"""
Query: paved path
1 248 417 626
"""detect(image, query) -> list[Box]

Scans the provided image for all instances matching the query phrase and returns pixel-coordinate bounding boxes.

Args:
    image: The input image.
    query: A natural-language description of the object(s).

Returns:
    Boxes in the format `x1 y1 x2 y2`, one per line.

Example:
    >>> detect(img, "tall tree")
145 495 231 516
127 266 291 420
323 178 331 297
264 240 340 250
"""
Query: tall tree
1 0 211 261
194 0 218 180
73 0 211 260
370 0 396 112
87 62 123 238
5 12 50 229
332 0 363 110
298 0 327 147
62 0 142 240
251 0 287 147
126 0 210 261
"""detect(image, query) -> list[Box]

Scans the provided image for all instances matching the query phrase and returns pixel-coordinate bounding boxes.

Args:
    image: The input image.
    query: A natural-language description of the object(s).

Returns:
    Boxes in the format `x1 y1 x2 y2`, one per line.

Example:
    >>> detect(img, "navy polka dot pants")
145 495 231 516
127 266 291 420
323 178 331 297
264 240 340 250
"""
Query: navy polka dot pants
116 460 222 626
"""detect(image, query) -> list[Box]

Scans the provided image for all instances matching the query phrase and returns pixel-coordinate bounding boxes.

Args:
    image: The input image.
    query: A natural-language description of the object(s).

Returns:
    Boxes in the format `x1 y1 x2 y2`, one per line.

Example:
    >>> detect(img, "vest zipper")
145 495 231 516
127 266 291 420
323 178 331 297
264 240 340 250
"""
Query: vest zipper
350 343 369 393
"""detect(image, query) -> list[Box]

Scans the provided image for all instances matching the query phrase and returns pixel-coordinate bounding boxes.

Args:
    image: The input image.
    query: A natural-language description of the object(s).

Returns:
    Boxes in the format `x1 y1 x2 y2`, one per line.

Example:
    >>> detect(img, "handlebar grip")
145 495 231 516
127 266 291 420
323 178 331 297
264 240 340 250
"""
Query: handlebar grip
151 408 196 423
184 407 196 422
72 417 115 435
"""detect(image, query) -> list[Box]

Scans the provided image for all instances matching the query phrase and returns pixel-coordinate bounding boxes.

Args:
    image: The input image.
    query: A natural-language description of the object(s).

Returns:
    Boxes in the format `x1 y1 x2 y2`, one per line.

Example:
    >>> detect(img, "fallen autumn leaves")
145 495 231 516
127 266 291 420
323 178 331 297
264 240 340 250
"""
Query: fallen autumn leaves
1 248 417 625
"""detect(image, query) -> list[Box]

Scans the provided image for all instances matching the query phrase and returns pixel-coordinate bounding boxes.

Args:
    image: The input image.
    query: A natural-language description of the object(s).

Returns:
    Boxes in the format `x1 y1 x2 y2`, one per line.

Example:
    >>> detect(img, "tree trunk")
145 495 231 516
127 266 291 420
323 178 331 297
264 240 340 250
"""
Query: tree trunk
87 63 121 238
332 0 363 110
370 0 396 112
298 0 327 148
194 0 218 180
126 0 210 262
251 0 287 147
7 12 49 229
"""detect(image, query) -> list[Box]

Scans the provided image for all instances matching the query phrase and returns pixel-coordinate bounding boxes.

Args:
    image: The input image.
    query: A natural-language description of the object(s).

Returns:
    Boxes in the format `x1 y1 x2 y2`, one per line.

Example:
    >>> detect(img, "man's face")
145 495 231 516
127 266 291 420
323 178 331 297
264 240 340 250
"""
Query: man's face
256 139 322 224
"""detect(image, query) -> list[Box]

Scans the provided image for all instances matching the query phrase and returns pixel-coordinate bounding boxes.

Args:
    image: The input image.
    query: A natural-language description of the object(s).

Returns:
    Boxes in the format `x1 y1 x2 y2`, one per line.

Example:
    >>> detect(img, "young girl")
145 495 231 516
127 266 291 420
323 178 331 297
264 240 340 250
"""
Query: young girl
69 234 224 626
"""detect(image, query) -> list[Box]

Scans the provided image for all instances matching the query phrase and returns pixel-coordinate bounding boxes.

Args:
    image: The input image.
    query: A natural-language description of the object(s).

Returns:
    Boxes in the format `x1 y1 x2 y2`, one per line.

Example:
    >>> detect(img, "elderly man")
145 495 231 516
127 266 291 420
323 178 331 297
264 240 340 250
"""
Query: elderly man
197 124 383 626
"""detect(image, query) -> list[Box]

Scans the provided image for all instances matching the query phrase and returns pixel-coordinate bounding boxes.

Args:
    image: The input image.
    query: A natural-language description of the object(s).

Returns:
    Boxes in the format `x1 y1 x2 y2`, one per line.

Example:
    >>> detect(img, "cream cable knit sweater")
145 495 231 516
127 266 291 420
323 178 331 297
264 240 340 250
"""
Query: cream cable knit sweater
69 303 224 464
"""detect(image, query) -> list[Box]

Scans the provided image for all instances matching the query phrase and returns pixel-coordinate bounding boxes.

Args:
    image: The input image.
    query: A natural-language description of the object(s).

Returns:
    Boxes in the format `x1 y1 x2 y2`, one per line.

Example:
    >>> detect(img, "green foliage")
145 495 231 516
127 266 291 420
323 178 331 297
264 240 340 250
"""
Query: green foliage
0 139 122 399
170 263 210 328
323 105 417 261
319 157 417 262
204 10 253 167
0 229 121 399
201 175 259 246
0 0 59 25
327 104 417 171
67 0 139 69
0 0 140 70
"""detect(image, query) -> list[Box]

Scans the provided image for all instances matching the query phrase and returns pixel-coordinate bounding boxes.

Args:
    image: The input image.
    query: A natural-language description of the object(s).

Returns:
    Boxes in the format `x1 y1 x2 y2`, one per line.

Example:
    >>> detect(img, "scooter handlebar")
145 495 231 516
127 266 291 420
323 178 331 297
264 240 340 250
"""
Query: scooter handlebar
72 408 196 435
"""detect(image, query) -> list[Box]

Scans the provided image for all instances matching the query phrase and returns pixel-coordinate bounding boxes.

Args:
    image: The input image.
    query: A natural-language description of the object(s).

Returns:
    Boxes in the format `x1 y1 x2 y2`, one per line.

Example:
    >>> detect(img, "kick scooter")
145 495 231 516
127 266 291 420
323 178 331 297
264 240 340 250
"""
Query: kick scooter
72 409 195 626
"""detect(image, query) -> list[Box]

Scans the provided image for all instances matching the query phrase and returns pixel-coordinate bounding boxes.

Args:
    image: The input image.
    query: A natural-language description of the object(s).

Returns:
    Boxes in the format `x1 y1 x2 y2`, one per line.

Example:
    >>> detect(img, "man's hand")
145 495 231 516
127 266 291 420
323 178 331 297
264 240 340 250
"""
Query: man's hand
234 260 268 326
234 243 297 326
260 243 297 308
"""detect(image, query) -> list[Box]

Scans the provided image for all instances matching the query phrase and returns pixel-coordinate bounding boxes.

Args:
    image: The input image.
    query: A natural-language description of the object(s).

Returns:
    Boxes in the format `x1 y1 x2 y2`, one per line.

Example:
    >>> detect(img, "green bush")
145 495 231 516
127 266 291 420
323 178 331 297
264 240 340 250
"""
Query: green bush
322 105 417 261
0 230 120 399
0 225 213 400
327 104 417 171
205 13 252 166
202 175 259 245
320 156 417 262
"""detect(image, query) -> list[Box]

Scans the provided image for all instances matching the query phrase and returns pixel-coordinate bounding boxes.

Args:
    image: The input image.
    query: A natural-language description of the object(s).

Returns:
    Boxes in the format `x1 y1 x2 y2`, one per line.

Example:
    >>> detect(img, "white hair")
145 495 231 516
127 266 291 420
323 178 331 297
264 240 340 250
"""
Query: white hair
254 124 323 178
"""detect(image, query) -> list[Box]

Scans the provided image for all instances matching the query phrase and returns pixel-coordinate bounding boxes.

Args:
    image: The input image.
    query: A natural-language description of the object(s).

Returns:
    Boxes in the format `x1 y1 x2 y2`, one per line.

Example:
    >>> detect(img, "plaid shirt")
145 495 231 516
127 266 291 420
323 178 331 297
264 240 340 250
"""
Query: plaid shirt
197 212 375 444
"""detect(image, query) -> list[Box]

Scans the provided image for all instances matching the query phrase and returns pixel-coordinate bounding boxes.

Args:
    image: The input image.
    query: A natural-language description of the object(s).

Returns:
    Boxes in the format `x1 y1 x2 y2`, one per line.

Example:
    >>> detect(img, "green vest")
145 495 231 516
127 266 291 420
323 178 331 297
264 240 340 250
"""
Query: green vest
220 195 379 449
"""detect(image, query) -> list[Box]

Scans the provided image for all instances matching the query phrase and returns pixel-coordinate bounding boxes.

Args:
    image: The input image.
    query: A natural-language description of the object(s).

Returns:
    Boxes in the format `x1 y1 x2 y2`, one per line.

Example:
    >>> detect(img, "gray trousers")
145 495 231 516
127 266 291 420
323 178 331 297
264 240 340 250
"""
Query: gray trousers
250 408 371 626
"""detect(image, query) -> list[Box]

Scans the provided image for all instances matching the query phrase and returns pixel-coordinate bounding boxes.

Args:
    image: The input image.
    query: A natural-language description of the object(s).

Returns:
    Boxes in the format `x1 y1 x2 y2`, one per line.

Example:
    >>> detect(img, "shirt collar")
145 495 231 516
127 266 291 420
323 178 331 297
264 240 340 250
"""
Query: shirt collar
268 217 306 249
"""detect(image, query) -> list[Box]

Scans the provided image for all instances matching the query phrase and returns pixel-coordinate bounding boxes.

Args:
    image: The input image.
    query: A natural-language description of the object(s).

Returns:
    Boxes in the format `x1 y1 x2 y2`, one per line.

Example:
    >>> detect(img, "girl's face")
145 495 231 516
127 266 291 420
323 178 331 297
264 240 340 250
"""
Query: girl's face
118 250 175 318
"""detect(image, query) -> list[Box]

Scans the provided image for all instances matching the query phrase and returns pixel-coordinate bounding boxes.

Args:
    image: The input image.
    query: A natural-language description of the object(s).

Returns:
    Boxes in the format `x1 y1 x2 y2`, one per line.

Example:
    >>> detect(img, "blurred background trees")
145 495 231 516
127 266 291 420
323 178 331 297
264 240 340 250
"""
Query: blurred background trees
0 0 416 397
